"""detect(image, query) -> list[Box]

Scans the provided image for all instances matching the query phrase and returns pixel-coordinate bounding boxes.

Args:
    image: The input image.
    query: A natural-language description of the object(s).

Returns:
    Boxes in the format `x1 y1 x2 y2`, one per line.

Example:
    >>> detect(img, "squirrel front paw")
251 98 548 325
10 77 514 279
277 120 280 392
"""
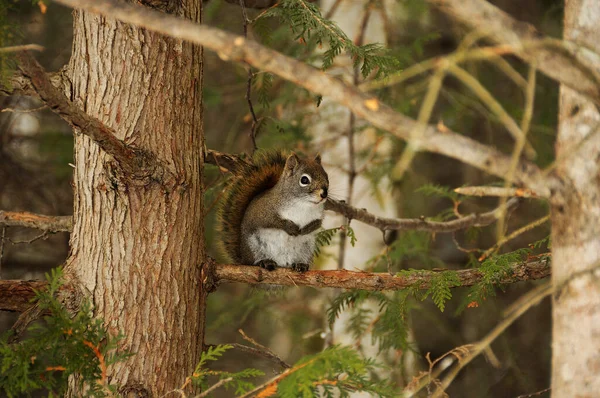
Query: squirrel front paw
291 263 310 273
257 259 278 271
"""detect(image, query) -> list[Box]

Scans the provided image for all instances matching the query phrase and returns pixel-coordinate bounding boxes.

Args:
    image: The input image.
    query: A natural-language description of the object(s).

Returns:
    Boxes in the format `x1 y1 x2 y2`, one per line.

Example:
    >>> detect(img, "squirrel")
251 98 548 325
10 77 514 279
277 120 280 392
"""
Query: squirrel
217 150 329 272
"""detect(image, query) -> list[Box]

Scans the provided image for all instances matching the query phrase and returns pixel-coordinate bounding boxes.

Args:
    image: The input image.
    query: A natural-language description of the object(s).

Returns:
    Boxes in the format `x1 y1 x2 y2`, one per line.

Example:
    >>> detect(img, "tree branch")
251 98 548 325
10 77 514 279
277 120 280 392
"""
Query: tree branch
0 210 72 233
326 197 520 232
0 280 47 312
52 0 551 197
0 191 518 235
0 259 551 312
15 52 171 184
427 0 600 107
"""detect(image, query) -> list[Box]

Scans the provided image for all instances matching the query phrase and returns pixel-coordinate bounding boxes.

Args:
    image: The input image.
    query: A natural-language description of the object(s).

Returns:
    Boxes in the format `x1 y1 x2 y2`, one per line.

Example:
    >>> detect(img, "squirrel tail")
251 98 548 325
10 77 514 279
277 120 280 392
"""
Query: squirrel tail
216 150 288 264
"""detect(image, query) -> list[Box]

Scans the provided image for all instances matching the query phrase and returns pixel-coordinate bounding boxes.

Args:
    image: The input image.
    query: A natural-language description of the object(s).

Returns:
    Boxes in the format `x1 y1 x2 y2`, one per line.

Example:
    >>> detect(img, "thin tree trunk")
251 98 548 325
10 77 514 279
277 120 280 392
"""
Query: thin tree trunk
551 0 600 396
63 1 205 395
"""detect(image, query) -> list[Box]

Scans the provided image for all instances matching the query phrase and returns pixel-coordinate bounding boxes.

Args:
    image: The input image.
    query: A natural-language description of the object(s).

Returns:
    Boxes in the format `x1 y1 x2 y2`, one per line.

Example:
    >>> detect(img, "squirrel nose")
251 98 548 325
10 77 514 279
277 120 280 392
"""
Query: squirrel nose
321 187 328 199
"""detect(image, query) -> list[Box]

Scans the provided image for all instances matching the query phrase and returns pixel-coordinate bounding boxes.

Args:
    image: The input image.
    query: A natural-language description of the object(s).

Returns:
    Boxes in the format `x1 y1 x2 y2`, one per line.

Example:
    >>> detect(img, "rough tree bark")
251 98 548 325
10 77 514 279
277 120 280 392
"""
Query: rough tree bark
62 1 205 395
551 0 600 396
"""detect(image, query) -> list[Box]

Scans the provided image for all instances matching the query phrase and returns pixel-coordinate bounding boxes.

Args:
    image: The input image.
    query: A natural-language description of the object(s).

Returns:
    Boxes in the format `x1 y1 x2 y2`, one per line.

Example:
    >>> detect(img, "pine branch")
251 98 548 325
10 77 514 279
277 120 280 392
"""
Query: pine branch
50 0 552 196
0 260 550 312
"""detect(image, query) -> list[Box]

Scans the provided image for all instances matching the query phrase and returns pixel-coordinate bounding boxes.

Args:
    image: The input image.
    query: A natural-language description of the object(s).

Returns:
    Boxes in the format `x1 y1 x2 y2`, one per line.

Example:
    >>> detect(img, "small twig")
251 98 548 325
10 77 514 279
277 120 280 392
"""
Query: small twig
0 44 44 53
7 231 49 245
1 105 47 113
195 377 233 398
515 387 551 398
480 215 550 261
239 0 260 152
454 186 540 198
238 329 291 368
496 64 537 241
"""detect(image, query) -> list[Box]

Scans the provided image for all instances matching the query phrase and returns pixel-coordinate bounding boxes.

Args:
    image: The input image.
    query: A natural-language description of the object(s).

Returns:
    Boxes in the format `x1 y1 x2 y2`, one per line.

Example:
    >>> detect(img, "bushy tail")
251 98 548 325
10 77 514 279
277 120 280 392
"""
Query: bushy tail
216 150 288 263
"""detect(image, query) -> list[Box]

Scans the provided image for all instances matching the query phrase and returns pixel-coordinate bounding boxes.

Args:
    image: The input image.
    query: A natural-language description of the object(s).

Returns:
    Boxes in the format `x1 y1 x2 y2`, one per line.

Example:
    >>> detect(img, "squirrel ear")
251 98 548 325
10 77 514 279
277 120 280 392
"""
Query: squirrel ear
285 153 299 172
314 154 322 164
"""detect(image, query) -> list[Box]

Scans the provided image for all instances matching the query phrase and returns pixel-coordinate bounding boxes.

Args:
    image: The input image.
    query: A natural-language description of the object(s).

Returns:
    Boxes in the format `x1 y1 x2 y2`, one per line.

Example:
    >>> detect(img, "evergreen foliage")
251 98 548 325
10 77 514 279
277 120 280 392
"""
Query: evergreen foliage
191 344 264 395
0 268 129 397
458 249 532 313
327 290 411 352
314 225 356 257
256 0 399 78
276 345 396 397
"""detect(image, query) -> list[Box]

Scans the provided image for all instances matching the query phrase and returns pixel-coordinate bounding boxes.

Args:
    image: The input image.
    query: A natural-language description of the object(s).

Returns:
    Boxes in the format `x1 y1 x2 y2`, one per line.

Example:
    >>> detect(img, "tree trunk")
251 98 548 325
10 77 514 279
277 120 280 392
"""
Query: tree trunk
63 1 205 395
551 1 600 396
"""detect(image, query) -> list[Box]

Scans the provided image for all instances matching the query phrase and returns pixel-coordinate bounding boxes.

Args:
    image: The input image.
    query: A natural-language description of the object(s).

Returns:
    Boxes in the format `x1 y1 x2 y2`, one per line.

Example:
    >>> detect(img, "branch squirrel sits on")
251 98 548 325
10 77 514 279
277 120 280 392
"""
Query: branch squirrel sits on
217 150 329 272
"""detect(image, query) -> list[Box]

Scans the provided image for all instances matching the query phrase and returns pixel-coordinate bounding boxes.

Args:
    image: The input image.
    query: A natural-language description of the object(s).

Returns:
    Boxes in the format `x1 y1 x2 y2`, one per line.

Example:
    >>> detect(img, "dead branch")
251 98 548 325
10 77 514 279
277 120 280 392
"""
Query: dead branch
52 0 551 197
454 186 540 198
0 210 72 232
0 260 550 312
15 52 171 184
326 197 521 232
428 0 600 106
0 44 44 53
0 280 47 312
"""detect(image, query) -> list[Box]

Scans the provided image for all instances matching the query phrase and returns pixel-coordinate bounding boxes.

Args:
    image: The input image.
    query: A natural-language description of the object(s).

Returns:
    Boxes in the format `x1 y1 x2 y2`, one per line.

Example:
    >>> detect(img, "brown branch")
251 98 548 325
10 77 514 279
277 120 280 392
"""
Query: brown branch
0 68 65 97
329 197 520 232
0 280 47 312
52 0 551 197
15 52 168 183
427 0 600 107
222 0 317 9
454 186 541 198
0 210 72 232
213 259 550 290
0 44 44 53
0 259 551 312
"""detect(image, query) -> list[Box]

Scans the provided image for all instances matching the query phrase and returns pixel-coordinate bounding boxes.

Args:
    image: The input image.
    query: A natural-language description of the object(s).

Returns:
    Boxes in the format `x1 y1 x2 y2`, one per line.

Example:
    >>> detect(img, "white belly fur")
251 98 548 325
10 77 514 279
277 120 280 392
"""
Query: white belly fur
248 229 317 267
279 200 324 228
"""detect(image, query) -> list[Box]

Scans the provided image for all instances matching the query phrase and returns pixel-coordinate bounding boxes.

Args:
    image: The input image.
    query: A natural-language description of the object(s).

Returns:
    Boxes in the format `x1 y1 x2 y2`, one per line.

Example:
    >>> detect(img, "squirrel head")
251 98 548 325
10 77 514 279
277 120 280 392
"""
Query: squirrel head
277 153 329 204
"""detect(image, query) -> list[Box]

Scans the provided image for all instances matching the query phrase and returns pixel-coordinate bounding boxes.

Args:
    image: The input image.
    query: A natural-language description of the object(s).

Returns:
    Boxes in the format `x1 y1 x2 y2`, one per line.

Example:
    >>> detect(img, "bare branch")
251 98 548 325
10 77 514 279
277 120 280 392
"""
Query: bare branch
454 186 541 198
327 197 520 232
0 280 47 312
427 0 600 107
0 44 44 53
52 0 551 196
0 210 72 232
0 67 65 97
15 52 171 184
0 260 551 312
205 149 250 174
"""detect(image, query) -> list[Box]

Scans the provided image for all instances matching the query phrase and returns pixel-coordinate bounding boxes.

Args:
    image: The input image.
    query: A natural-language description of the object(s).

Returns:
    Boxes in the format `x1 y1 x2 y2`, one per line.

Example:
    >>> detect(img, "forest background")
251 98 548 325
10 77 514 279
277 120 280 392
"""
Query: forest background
0 0 581 396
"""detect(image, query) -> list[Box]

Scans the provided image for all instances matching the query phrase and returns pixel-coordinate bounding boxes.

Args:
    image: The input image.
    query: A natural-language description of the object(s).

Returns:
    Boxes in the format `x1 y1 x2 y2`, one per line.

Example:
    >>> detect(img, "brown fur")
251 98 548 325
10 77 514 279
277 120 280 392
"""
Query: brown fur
216 150 289 263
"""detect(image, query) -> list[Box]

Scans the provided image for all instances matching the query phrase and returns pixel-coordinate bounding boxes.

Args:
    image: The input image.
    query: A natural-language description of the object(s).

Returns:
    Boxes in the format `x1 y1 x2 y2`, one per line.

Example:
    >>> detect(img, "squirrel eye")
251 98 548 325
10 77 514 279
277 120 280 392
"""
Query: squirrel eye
299 174 311 187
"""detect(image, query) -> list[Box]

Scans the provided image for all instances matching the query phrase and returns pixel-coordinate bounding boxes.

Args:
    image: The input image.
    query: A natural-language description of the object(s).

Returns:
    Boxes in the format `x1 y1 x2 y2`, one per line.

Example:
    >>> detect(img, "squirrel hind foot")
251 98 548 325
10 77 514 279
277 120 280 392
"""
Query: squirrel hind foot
291 263 310 273
257 259 278 271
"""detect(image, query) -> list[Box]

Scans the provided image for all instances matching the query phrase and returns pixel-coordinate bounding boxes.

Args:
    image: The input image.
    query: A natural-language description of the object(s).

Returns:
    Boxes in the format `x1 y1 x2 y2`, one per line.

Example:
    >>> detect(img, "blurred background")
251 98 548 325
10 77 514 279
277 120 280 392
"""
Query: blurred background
1 0 557 396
